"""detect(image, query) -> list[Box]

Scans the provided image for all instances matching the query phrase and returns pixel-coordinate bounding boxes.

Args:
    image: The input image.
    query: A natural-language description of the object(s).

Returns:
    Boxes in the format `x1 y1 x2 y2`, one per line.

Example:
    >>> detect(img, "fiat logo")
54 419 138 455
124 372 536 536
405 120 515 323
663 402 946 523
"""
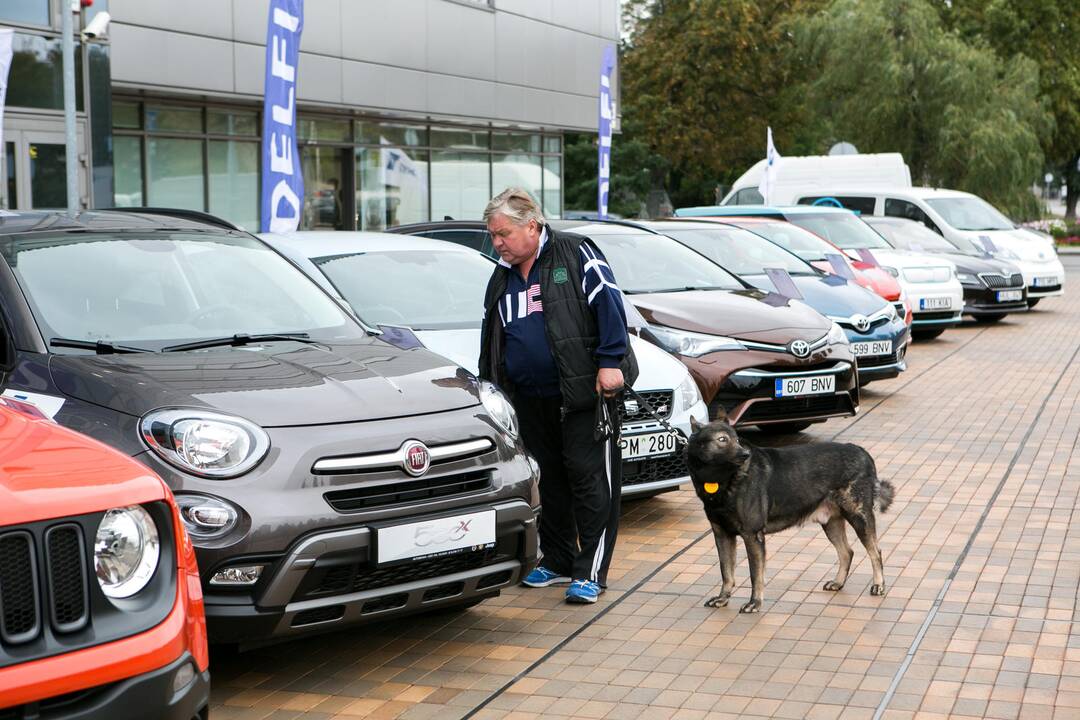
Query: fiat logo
852 314 871 332
789 339 811 358
402 440 431 477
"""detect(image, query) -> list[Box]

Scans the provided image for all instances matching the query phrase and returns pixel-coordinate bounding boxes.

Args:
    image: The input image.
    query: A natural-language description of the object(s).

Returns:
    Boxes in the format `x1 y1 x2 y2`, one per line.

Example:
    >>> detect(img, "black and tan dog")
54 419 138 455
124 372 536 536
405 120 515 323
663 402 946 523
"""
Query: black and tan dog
687 414 895 613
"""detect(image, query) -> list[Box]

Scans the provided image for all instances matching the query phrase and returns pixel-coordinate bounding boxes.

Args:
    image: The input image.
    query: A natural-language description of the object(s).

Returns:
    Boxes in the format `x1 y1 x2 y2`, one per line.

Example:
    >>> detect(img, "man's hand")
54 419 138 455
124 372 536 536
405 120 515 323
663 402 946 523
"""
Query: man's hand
596 368 625 397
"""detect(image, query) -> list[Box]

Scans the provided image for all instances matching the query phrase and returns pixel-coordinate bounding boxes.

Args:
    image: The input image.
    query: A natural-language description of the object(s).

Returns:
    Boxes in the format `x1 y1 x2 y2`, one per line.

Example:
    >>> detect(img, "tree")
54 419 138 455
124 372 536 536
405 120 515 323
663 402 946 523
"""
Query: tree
940 1 1080 219
620 0 825 208
793 0 1052 218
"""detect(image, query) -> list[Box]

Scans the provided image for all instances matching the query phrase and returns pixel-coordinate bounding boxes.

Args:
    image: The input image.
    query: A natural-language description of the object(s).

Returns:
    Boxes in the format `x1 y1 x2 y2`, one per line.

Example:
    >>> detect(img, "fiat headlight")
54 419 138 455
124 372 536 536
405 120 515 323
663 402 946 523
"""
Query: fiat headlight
674 373 703 414
827 322 848 345
141 409 270 478
94 505 160 599
648 325 746 357
480 382 518 440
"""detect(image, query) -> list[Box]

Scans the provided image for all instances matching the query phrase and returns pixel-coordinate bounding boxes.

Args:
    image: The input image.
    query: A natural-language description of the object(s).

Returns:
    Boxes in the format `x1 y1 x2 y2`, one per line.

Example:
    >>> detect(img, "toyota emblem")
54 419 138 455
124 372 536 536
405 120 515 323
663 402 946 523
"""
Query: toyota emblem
402 440 431 477
852 314 870 332
789 339 811 358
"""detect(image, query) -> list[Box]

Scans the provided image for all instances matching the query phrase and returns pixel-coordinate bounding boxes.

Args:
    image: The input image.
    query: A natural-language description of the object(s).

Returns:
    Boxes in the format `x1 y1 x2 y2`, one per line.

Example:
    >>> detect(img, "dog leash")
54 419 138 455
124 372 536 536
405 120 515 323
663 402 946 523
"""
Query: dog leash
620 386 690 448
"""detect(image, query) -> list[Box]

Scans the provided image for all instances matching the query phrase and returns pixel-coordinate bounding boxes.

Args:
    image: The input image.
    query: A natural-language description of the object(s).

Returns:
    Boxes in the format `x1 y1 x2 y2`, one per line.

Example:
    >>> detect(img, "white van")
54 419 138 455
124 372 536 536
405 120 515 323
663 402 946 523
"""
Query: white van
721 153 912 206
791 187 1065 306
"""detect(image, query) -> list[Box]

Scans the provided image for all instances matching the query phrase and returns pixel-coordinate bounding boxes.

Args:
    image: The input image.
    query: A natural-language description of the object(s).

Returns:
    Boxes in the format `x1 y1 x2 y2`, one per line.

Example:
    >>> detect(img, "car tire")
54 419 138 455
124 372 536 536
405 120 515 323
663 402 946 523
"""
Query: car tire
974 314 1005 324
1027 298 1041 308
912 328 946 340
756 421 813 434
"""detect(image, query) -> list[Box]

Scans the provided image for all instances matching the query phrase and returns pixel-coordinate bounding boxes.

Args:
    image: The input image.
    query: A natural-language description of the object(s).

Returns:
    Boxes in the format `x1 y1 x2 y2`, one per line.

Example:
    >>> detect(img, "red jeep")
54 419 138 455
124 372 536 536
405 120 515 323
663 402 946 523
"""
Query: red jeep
0 397 209 718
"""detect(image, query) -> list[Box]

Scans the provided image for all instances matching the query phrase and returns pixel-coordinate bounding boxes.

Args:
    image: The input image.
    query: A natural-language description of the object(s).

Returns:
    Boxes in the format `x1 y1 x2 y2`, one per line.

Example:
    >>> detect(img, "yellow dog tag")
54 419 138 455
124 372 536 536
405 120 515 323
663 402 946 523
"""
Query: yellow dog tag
703 482 719 494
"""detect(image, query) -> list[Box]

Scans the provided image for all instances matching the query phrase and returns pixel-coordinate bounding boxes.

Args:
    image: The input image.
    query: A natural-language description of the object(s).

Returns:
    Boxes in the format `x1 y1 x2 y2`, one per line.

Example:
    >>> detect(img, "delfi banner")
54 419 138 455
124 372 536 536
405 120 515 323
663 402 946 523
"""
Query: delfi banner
597 45 615 219
260 0 304 233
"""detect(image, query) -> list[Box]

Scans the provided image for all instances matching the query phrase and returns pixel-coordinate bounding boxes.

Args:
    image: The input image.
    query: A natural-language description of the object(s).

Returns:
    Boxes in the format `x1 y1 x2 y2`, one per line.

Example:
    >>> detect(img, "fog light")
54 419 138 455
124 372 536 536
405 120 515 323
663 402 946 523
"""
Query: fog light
175 494 239 540
210 565 263 586
171 662 195 694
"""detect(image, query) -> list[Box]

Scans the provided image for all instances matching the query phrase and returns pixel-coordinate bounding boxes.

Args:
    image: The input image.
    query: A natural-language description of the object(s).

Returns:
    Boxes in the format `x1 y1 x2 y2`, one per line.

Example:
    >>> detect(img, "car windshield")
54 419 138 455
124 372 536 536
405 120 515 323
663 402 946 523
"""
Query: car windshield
867 219 980 255
925 196 1014 231
660 226 816 276
8 232 363 351
313 250 492 330
786 212 892 250
730 220 836 262
589 232 743 293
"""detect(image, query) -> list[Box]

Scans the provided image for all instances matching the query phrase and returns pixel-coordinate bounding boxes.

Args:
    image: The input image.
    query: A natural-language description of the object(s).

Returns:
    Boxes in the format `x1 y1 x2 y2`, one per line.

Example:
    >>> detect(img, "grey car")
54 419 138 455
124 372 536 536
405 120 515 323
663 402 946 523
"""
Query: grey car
0 210 539 644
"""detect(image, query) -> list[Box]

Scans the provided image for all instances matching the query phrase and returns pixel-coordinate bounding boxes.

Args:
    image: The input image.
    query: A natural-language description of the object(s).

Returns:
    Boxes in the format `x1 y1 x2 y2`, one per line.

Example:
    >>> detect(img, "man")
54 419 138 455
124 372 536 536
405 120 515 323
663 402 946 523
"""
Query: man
478 188 637 604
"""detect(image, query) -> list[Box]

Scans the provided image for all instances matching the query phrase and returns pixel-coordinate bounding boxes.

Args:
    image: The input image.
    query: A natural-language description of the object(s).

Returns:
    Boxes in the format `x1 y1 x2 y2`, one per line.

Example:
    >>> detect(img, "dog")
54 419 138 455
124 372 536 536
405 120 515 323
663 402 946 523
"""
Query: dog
686 414 895 613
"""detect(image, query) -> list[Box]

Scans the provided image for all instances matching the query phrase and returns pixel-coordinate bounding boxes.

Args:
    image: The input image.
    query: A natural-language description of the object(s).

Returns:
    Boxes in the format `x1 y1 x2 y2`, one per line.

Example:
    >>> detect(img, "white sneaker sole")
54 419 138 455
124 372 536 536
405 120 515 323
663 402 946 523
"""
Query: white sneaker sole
522 575 571 588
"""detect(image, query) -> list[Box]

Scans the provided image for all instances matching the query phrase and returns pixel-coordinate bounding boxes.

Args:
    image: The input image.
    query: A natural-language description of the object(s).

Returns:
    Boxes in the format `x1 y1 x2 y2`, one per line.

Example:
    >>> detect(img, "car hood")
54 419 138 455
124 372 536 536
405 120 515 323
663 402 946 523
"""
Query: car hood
926 252 1020 276
415 329 691 392
743 273 889 317
859 248 956 271
48 338 480 427
952 229 1056 262
629 289 831 342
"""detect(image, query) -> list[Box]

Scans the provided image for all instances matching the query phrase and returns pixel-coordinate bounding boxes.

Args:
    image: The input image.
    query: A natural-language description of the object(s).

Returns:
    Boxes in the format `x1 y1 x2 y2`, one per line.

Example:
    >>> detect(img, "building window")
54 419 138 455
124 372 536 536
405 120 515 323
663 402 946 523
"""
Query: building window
209 140 258 232
7 34 84 111
431 151 490 222
1 0 50 27
356 146 429 230
146 137 204 210
300 146 348 230
113 136 142 207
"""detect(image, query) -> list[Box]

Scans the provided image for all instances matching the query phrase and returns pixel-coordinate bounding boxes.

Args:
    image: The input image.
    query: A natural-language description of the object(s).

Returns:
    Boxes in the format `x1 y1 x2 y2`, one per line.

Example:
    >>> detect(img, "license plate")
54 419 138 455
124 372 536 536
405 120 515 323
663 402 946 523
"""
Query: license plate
1033 276 1057 287
850 340 893 357
376 510 496 565
996 289 1023 302
774 374 835 398
919 296 952 310
620 430 680 460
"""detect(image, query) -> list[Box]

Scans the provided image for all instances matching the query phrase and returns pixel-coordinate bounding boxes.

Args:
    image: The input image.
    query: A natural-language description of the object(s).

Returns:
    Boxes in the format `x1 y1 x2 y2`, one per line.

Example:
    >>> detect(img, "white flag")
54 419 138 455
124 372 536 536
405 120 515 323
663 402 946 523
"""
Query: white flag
758 127 782 205
0 29 14 209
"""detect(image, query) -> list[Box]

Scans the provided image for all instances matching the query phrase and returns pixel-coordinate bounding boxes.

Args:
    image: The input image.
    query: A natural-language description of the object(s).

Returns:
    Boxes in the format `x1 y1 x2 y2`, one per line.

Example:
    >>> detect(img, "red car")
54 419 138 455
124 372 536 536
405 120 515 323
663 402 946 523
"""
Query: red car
0 397 209 718
711 217 913 326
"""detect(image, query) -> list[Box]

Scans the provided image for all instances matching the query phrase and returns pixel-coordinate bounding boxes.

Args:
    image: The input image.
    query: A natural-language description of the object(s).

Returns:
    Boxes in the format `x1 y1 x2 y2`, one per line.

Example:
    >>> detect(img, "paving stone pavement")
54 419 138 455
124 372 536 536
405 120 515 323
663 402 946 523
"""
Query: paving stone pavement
210 256 1080 720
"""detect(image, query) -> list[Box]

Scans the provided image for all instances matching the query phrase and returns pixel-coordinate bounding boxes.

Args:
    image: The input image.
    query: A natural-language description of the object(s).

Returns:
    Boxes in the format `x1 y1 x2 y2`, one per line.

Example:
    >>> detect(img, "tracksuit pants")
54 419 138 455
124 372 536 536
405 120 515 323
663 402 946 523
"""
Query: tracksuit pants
512 393 622 585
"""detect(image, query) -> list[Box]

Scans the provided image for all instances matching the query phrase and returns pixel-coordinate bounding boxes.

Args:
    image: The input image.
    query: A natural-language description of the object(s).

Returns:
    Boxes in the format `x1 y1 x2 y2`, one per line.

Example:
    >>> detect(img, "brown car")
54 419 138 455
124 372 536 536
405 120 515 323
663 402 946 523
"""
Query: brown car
392 220 859 433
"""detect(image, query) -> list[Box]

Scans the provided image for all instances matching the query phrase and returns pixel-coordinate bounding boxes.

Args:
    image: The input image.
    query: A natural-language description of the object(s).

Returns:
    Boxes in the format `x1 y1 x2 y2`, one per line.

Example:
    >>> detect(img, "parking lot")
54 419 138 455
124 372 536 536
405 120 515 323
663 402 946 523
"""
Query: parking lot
209 255 1080 720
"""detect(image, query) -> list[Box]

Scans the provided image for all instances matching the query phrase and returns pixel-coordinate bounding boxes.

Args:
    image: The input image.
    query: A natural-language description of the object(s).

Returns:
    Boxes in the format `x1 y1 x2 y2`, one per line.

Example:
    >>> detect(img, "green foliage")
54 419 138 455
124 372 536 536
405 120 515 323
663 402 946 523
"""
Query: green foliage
562 131 666 217
793 0 1051 219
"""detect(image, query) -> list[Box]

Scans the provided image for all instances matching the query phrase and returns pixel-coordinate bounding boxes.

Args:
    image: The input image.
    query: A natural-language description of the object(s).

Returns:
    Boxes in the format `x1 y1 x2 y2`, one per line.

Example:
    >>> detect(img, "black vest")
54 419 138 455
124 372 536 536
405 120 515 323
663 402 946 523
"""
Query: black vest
479 226 639 412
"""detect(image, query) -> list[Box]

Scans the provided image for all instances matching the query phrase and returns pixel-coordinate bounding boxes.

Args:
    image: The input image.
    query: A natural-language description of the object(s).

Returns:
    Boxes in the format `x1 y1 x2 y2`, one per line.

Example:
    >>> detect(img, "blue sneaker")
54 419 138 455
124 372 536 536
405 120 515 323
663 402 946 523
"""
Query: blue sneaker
522 566 571 588
565 579 602 604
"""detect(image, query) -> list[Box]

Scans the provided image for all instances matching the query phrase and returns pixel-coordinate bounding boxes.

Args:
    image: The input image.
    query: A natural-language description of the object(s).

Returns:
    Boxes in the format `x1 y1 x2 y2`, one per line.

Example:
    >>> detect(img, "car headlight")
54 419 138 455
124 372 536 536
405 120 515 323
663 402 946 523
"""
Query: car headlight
674 372 703 414
480 382 518 440
883 303 898 320
880 266 900 278
174 494 240 540
648 325 746 357
94 505 160 599
141 409 270 478
827 322 848 345
956 272 981 286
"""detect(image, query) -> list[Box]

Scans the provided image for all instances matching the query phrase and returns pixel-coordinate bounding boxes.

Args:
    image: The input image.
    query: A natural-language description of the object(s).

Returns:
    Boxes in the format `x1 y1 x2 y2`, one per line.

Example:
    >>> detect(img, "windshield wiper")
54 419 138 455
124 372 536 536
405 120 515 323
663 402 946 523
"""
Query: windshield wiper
50 338 153 354
161 333 316 353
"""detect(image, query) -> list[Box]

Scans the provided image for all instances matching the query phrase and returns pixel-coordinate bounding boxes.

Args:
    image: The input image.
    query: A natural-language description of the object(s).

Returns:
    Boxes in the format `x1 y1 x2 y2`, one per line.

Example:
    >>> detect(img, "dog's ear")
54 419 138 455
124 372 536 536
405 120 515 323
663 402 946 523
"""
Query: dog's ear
712 406 728 423
690 416 704 433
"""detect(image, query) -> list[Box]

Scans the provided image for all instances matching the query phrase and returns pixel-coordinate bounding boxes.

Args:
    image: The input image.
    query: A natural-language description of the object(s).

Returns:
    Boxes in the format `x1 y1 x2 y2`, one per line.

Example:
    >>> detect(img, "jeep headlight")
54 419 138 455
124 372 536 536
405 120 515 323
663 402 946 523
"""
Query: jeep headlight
94 505 160 599
141 409 270 478
648 325 746 357
480 382 518 439
827 322 848 345
674 373 703 414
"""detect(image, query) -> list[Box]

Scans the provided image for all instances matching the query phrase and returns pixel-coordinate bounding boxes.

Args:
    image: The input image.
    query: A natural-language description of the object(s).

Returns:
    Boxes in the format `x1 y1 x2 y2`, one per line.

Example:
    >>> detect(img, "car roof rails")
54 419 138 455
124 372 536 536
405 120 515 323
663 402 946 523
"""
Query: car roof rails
105 207 244 232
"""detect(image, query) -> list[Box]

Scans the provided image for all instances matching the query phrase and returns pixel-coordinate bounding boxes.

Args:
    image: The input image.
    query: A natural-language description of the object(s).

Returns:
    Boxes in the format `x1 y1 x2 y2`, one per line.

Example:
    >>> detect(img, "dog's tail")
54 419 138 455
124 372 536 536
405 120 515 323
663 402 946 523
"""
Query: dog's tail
877 479 896 513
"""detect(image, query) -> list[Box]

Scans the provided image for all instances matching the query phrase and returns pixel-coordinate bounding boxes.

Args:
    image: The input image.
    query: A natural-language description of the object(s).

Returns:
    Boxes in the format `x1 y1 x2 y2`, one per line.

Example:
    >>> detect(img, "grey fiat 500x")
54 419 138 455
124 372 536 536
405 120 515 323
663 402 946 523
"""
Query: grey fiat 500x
0 210 539 644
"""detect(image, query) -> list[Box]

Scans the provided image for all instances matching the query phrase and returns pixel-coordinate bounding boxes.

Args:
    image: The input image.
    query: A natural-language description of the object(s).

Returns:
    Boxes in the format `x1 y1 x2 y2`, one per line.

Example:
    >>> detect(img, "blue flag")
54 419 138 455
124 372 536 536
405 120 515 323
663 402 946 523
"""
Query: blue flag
260 0 304 233
597 45 615 219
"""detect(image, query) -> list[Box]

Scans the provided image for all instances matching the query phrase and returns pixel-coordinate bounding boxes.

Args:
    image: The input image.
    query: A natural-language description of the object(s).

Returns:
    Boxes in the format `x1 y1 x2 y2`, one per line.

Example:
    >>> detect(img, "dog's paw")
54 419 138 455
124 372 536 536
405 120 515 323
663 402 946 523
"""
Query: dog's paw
704 593 731 608
739 599 761 614
823 581 844 591
870 583 887 596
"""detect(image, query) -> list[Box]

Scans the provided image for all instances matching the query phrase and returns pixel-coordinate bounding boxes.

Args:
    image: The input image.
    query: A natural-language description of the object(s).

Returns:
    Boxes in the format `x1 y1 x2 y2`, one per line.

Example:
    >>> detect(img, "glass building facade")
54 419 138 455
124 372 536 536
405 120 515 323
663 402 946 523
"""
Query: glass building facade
112 100 563 233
